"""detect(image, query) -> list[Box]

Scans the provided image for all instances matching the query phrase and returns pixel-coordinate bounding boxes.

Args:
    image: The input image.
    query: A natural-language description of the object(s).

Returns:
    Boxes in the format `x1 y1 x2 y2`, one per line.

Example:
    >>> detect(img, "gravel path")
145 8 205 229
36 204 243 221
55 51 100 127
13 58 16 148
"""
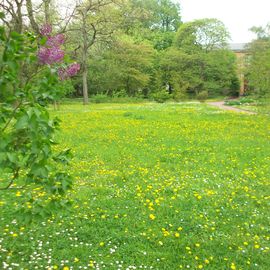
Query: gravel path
207 101 257 115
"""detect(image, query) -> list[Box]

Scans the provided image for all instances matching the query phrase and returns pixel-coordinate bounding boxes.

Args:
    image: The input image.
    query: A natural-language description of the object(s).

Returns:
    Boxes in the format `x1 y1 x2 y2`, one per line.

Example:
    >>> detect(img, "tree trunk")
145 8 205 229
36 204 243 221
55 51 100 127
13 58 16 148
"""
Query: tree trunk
26 0 40 35
44 0 51 24
15 1 23 34
82 11 89 105
82 68 88 105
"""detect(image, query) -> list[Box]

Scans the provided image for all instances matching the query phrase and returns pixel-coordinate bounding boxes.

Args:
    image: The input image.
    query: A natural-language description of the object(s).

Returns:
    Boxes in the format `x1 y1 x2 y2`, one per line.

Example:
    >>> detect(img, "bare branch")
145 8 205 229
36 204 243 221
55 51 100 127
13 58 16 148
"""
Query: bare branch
0 169 19 191
25 0 39 34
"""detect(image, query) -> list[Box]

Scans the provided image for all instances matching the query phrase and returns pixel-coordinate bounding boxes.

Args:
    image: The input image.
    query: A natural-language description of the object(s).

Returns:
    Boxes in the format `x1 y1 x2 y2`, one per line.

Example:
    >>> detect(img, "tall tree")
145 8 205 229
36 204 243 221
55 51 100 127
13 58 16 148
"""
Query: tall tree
157 18 237 97
71 0 119 104
120 0 181 50
246 24 270 97
88 35 155 96
0 0 24 33
175 18 230 53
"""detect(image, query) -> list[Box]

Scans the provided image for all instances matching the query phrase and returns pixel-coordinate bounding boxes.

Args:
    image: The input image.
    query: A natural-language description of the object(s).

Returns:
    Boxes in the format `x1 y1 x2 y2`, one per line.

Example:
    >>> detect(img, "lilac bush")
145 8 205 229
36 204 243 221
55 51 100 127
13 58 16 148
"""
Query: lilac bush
67 63 81 76
46 34 65 47
38 24 80 79
38 46 65 65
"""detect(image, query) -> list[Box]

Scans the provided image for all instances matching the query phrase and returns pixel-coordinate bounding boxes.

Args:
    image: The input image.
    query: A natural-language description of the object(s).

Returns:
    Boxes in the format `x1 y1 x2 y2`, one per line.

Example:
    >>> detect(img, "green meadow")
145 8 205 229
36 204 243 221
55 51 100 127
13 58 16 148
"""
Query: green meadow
0 102 269 270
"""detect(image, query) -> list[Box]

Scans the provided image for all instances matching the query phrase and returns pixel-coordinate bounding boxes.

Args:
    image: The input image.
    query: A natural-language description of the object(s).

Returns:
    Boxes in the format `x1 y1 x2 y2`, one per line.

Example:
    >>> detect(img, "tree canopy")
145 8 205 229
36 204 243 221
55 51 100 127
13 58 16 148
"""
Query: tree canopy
0 0 240 102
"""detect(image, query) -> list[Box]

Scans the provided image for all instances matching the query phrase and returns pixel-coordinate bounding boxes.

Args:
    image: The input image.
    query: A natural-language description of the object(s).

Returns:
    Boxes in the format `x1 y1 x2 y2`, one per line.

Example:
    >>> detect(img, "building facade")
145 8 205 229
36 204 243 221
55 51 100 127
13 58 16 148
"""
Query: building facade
229 43 248 96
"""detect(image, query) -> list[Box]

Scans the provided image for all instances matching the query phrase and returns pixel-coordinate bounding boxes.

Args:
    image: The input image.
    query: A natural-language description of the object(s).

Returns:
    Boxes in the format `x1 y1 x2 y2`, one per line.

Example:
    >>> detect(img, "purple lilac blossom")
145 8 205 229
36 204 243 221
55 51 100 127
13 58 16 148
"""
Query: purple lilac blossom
38 24 80 80
46 34 65 47
58 67 67 80
66 63 80 76
40 24 52 37
58 63 80 80
38 47 64 65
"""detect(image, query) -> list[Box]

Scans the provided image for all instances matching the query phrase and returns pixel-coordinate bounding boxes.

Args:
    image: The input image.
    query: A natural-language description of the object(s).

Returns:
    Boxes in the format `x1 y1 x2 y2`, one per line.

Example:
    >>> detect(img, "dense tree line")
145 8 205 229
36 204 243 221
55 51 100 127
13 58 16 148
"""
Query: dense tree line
1 0 242 103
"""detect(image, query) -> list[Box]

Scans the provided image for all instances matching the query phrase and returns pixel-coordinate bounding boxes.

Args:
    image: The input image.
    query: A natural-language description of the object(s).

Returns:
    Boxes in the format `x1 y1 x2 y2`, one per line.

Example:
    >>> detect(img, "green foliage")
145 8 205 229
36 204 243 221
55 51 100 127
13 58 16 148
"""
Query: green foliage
249 23 270 41
121 0 181 50
203 50 239 96
175 18 230 53
246 32 270 98
0 27 73 219
88 36 155 97
91 94 109 103
65 1 239 100
225 97 255 106
244 25 270 116
196 90 208 102
152 89 171 103
229 75 241 96
156 46 238 98
155 19 237 98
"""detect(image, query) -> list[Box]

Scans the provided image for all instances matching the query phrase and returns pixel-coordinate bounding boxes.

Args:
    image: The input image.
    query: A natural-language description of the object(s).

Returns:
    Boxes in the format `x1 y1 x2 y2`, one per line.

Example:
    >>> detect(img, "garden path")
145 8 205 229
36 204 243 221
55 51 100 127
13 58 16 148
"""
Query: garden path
207 101 257 115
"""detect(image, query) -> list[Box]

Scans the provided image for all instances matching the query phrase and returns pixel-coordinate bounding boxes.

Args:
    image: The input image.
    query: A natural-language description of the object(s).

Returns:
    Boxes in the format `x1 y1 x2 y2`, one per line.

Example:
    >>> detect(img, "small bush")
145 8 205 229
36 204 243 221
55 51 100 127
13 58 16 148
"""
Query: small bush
152 90 171 103
239 97 255 104
225 100 241 106
173 91 187 102
196 91 208 102
225 97 255 106
91 94 109 103
112 89 128 98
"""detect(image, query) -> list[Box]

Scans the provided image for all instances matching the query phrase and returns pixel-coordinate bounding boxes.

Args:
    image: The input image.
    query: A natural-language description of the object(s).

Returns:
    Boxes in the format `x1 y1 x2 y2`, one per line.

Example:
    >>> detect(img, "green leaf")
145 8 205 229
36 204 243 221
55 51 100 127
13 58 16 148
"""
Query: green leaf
0 153 7 163
31 165 48 178
40 36 47 46
10 31 22 40
15 115 29 129
0 26 5 41
7 152 17 163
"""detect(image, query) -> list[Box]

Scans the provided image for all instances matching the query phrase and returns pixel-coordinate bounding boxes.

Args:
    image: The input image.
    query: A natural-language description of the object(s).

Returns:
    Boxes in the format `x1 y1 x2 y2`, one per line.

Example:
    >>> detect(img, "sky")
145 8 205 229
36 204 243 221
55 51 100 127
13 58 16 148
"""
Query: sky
179 0 270 43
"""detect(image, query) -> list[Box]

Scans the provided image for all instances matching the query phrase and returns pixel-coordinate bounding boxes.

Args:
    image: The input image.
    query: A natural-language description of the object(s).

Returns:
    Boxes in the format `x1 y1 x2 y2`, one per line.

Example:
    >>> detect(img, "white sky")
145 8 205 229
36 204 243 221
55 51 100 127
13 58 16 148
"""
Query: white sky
179 0 270 43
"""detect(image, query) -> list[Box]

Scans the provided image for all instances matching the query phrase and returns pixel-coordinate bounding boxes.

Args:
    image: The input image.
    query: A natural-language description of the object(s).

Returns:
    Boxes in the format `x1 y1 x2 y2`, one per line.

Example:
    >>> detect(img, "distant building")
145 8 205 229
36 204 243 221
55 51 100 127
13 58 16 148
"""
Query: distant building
229 43 248 95
229 43 248 53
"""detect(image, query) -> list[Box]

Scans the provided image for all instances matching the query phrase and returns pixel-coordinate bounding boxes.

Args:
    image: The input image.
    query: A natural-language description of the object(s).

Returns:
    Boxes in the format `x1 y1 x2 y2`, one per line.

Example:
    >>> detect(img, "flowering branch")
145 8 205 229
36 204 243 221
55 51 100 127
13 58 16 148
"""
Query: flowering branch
38 24 80 79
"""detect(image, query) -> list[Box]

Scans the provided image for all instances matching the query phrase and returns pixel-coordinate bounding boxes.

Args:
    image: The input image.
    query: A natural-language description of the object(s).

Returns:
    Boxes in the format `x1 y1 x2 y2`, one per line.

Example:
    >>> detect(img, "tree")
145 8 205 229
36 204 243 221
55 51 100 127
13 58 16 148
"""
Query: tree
157 48 205 97
70 0 120 104
175 18 230 53
88 35 155 97
249 24 270 41
120 0 182 50
246 24 270 97
0 0 40 34
157 18 238 98
0 0 24 33
201 49 238 95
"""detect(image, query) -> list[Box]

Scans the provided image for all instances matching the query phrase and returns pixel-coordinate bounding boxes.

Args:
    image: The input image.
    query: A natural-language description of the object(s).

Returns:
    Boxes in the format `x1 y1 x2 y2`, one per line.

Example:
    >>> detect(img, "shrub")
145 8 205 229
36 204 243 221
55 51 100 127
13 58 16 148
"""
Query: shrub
0 25 74 220
239 97 255 104
225 100 241 106
196 91 208 102
152 90 171 103
91 94 109 103
225 97 255 106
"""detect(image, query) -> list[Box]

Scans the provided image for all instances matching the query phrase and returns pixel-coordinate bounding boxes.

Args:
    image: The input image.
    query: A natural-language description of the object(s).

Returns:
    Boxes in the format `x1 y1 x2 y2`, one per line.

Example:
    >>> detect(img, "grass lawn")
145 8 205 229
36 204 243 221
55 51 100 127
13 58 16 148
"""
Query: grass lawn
0 102 270 270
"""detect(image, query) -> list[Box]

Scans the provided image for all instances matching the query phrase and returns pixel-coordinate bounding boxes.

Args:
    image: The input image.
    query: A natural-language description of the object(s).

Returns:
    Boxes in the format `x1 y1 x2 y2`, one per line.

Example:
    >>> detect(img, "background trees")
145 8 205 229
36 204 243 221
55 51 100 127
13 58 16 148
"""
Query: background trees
246 24 270 98
175 18 230 53
0 0 241 102
155 18 238 99
88 36 155 97
69 0 120 104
